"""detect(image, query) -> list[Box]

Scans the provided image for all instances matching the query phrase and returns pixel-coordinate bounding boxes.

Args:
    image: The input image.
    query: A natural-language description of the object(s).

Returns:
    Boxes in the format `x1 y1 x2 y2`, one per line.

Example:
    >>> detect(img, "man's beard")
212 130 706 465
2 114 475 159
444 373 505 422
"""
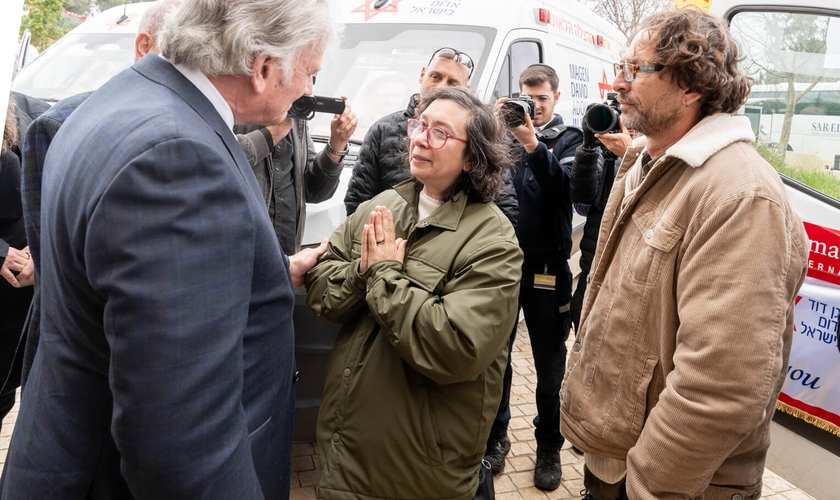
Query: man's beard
619 93 682 138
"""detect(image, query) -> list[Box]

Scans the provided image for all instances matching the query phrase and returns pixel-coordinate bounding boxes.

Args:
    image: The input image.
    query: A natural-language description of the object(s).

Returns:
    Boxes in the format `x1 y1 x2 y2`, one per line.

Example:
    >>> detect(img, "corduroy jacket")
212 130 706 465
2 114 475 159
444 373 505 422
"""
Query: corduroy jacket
560 114 809 500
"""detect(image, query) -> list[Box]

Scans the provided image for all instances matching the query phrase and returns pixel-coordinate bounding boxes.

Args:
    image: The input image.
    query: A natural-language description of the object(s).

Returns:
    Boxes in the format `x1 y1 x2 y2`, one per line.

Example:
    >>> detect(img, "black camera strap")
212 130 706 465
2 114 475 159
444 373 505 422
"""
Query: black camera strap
536 125 567 140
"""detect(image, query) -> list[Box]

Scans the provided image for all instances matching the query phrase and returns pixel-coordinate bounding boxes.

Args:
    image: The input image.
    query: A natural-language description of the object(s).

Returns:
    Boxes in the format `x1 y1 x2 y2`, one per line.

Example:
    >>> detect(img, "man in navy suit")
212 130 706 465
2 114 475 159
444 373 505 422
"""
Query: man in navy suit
0 0 335 498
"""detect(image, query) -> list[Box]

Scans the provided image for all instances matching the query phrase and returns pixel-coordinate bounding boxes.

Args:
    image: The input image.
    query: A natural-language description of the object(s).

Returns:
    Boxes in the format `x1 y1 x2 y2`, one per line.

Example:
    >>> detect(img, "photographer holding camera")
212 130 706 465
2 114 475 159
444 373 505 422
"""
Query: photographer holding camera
235 94 357 255
569 94 632 334
484 63 583 491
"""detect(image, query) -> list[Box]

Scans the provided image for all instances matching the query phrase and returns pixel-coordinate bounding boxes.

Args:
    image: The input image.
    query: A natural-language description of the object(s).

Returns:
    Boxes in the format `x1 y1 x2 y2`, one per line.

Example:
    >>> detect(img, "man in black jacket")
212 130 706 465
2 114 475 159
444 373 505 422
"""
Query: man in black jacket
343 48 518 225
569 121 631 334
484 64 583 491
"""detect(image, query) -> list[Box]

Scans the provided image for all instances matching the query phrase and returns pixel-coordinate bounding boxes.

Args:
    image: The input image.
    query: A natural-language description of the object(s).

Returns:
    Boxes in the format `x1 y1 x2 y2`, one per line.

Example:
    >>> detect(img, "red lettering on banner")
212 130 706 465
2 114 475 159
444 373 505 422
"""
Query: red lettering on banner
804 222 840 286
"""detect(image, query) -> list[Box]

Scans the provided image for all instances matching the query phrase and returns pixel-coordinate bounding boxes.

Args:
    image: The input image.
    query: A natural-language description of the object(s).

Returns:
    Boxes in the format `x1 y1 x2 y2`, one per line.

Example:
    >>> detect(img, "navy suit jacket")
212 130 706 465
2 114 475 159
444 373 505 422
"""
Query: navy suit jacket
0 55 296 500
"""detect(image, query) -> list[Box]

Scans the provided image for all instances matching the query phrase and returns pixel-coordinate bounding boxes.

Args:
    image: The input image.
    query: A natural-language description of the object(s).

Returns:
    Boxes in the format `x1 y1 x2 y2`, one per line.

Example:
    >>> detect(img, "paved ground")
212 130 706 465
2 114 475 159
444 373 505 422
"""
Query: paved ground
0 321 819 499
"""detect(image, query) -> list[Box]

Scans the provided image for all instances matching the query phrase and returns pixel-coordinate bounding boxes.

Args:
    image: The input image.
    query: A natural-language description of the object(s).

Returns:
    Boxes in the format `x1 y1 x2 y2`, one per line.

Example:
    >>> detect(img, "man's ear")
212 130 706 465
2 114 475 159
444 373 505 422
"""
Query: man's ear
553 90 561 104
684 89 702 107
250 53 274 95
418 66 427 84
134 32 154 62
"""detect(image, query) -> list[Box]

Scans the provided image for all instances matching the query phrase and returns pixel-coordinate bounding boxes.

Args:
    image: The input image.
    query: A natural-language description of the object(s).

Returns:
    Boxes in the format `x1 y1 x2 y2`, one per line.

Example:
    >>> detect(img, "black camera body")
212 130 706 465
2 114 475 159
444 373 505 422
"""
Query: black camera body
583 92 621 135
289 95 346 120
501 94 536 128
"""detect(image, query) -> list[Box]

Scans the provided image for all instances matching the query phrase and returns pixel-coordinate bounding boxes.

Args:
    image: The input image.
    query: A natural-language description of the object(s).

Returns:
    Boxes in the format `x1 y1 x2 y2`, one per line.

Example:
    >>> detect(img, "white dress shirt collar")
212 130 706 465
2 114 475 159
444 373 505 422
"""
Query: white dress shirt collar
168 58 235 131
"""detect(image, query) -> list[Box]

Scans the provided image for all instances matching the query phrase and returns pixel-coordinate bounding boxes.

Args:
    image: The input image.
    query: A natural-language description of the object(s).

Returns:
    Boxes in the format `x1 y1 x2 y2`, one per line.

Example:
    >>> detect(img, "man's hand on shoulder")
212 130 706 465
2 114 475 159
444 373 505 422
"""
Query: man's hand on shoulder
289 239 329 287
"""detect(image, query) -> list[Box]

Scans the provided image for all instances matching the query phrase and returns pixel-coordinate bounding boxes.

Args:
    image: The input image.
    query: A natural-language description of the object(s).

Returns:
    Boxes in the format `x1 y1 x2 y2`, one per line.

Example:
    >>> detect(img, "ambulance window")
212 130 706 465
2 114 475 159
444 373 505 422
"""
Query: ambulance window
729 10 840 201
494 40 542 98
494 55 511 99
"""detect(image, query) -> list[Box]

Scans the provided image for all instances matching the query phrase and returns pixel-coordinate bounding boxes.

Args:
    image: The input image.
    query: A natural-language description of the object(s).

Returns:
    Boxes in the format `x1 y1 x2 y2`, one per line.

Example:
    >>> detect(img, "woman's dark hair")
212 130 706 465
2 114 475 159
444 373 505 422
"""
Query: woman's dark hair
632 8 753 117
404 86 513 203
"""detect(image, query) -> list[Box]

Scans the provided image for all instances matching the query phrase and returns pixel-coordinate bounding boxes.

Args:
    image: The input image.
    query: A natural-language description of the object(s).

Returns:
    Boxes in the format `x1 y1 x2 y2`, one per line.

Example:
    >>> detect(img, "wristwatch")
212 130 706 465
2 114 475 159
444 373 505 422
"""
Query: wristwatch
326 142 349 159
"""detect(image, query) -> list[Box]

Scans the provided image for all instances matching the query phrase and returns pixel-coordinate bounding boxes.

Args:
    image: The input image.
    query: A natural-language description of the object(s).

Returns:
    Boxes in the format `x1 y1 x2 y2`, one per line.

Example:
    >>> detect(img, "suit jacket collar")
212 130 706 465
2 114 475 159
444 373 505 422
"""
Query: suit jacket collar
131 55 253 188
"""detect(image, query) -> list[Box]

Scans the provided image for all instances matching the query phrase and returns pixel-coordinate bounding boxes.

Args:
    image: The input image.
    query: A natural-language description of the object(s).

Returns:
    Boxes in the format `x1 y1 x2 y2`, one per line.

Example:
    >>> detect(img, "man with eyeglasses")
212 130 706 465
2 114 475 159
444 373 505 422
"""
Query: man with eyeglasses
560 9 807 500
485 63 584 492
343 47 518 226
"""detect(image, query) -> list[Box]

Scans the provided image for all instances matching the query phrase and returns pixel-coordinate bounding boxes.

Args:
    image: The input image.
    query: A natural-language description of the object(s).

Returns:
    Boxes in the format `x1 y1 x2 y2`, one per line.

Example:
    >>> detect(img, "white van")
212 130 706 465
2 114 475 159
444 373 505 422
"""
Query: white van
12 3 154 103
12 0 626 441
311 0 626 141
12 0 625 246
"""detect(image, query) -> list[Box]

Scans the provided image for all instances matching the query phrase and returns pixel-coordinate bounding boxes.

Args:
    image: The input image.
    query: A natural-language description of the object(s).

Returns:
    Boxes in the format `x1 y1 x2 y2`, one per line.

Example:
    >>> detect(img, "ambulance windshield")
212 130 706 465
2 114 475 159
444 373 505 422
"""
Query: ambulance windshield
310 24 495 143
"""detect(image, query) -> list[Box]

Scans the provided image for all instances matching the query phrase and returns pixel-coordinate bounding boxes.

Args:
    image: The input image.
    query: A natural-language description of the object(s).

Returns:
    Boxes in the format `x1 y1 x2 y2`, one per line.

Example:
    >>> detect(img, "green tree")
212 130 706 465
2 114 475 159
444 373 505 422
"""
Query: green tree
62 0 90 16
20 0 68 50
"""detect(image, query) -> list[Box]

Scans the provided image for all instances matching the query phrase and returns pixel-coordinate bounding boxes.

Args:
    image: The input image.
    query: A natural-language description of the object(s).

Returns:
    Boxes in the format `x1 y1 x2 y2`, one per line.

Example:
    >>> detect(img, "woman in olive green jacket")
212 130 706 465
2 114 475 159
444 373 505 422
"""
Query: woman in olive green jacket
306 87 523 500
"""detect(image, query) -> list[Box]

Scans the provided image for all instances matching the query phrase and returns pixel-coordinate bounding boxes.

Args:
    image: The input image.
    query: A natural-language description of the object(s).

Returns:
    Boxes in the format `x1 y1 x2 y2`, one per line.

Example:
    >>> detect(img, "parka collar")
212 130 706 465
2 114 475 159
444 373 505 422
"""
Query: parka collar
626 113 755 169
393 179 468 231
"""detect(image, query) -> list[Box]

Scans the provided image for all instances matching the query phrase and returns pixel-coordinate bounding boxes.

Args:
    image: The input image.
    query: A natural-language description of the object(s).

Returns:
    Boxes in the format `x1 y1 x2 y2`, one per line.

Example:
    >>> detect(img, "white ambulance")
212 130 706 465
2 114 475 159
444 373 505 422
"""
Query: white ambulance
13 3 154 103
311 0 626 141
12 0 625 246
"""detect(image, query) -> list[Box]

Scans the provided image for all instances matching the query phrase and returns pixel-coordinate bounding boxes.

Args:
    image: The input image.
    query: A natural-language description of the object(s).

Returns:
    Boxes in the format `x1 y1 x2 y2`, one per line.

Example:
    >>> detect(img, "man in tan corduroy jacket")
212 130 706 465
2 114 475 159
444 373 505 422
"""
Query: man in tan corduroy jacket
560 9 810 500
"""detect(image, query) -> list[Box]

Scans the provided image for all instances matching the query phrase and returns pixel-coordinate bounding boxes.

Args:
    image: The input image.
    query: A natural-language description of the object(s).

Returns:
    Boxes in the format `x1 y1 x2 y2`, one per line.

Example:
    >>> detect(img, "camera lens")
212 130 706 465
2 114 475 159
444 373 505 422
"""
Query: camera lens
501 100 531 128
584 103 619 134
289 95 316 119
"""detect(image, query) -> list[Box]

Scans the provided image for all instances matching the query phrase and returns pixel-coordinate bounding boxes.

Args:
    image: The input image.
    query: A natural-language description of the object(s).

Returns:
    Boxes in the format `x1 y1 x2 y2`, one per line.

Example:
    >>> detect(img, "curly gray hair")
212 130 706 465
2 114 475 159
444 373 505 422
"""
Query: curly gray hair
157 0 337 80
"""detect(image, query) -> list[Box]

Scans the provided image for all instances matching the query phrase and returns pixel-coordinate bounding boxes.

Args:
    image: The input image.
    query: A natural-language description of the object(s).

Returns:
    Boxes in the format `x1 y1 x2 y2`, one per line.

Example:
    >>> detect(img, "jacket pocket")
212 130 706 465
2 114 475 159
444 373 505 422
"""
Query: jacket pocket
415 385 444 466
609 355 658 444
403 257 446 294
626 212 683 285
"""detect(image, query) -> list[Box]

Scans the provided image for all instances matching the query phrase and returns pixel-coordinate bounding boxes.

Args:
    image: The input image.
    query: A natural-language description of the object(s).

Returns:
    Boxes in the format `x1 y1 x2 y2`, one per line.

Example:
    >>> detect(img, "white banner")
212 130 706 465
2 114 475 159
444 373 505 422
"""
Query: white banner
778 223 840 436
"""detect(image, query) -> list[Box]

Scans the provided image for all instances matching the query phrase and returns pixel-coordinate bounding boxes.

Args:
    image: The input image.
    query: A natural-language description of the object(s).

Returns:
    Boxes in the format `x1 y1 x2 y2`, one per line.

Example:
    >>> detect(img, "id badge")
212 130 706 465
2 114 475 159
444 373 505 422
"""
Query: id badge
533 264 556 291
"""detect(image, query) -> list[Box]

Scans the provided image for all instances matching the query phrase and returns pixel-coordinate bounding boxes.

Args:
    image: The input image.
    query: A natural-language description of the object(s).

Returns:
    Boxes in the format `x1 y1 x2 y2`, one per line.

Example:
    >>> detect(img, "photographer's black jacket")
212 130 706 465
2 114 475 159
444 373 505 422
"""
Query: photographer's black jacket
513 114 583 262
570 146 619 271
344 94 519 227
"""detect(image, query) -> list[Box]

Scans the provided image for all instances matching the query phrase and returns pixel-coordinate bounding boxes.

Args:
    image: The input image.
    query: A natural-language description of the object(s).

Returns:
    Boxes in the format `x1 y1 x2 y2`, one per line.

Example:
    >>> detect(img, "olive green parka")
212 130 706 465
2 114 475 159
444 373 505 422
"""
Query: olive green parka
306 180 523 500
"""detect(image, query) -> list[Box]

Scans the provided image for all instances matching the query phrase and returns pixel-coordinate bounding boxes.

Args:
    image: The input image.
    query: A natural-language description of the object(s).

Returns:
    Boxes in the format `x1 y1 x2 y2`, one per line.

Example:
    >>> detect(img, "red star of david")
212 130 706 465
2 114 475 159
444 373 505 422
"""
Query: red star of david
598 69 613 100
104 12 136 31
351 0 401 21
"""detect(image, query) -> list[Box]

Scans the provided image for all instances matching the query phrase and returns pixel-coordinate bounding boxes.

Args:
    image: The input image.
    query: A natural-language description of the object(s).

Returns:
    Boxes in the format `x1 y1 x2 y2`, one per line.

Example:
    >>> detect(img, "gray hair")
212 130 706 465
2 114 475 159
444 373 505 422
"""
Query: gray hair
156 0 337 78
137 0 183 40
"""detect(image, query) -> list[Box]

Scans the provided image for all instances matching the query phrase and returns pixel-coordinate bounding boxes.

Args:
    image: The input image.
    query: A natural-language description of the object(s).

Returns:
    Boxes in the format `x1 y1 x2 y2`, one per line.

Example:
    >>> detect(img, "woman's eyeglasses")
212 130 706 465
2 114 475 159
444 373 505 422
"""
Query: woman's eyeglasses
407 119 468 149
428 47 475 78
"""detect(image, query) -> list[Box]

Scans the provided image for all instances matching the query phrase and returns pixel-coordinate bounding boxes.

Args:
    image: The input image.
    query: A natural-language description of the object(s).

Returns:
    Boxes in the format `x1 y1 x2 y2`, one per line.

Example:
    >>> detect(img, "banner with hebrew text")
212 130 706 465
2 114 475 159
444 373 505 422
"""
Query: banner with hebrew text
778 222 840 436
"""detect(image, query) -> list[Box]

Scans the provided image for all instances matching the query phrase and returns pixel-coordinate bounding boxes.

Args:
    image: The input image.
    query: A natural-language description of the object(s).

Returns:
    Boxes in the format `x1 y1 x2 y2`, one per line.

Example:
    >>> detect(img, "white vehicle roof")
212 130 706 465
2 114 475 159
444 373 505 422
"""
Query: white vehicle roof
72 2 157 35
338 0 624 56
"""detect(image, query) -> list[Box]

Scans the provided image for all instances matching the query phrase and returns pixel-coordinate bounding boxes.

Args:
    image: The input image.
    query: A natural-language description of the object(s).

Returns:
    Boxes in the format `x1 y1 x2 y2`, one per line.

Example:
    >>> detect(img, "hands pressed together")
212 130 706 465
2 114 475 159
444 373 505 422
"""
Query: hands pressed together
1 246 33 288
360 206 406 273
